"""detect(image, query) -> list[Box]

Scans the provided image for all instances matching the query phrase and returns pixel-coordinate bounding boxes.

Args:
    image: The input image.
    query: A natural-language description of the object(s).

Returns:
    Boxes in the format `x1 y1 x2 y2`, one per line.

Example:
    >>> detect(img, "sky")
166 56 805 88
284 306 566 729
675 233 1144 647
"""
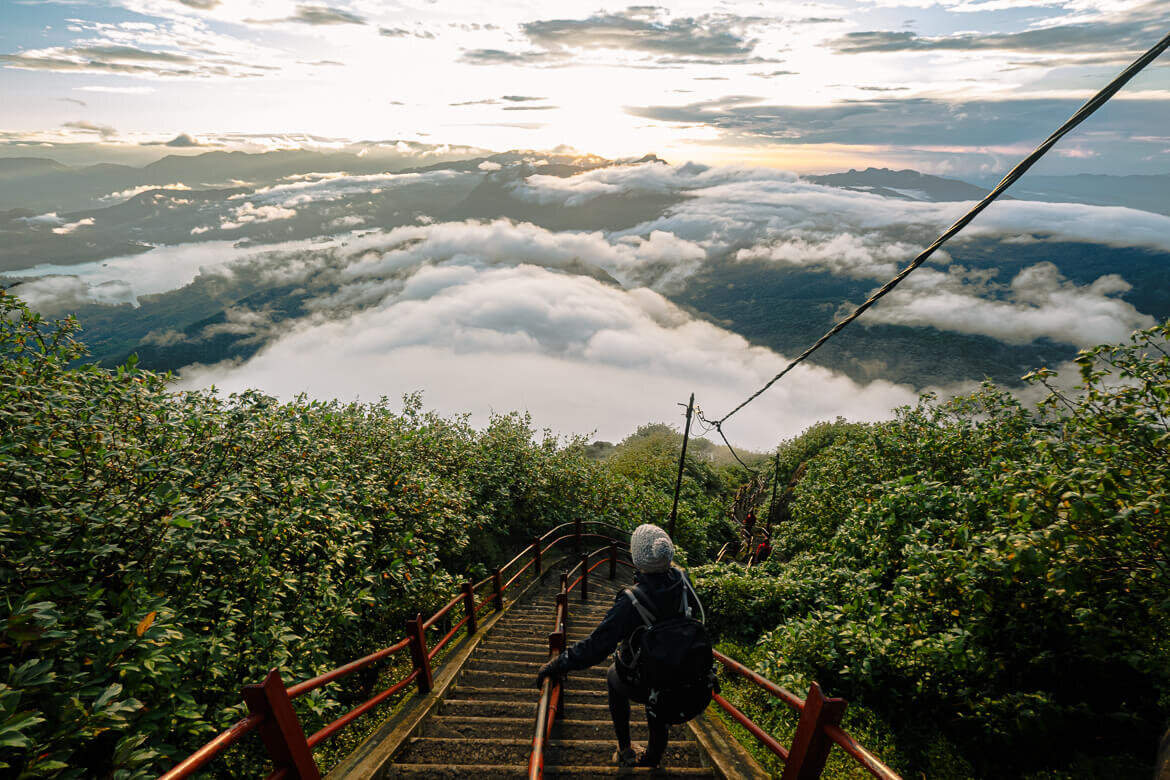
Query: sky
1 0 1168 177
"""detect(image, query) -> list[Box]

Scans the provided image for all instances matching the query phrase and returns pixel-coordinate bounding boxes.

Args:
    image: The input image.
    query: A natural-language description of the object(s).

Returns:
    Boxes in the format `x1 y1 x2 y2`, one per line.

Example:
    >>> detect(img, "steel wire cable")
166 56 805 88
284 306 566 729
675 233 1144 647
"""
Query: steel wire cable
696 31 1170 450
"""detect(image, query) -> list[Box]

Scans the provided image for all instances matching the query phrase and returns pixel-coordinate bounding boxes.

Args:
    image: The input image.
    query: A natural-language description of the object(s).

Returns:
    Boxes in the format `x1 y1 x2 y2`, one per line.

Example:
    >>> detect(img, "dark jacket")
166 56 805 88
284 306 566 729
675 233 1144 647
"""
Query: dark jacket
546 566 693 678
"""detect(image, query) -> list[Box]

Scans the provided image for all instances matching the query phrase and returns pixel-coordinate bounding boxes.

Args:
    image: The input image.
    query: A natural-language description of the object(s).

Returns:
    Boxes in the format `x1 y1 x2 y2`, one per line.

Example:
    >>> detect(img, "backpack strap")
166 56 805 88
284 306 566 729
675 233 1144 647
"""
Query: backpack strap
624 587 657 627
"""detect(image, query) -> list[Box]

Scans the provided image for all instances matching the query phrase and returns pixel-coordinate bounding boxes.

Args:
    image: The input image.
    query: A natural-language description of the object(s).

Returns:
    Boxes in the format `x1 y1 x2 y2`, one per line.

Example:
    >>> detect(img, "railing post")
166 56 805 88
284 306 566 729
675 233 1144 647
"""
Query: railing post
462 580 478 635
241 669 321 780
556 588 569 636
492 567 504 611
533 536 542 577
406 614 434 694
608 542 617 580
781 682 848 780
579 554 589 602
574 517 582 548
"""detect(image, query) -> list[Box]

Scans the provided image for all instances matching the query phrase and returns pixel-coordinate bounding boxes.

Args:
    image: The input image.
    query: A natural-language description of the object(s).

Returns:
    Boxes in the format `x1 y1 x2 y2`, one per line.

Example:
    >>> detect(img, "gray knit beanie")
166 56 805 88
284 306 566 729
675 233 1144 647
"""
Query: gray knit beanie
630 524 674 573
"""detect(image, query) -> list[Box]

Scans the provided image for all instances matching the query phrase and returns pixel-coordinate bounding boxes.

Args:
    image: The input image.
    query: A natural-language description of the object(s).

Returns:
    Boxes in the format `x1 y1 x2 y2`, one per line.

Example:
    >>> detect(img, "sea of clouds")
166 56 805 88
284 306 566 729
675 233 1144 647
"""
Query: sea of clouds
10 160 1168 449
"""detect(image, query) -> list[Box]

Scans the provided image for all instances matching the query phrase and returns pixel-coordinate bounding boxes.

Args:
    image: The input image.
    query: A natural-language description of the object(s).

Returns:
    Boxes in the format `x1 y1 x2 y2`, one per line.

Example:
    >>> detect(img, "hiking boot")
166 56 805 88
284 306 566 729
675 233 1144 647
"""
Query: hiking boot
635 753 660 768
613 746 638 767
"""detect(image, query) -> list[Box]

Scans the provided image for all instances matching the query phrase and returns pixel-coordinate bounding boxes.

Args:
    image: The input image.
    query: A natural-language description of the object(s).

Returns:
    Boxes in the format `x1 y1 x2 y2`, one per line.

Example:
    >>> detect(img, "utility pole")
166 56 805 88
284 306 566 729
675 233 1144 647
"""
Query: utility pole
765 450 781 535
668 393 694 539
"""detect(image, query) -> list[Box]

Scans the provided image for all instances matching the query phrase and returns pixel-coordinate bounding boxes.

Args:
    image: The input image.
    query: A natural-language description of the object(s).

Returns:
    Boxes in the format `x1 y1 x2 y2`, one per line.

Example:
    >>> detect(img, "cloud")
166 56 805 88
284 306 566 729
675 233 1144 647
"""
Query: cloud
165 133 201 147
861 261 1154 346
10 275 134 313
379 26 434 38
220 201 297 229
829 2 1168 57
62 120 116 138
502 95 544 102
1 18 279 79
175 263 924 450
75 85 156 93
6 236 345 307
504 160 1170 347
521 8 760 60
52 217 95 234
287 5 366 25
460 48 566 66
174 0 220 8
101 183 192 202
16 213 66 227
322 217 707 299
242 169 472 207
627 96 1170 161
200 305 278 341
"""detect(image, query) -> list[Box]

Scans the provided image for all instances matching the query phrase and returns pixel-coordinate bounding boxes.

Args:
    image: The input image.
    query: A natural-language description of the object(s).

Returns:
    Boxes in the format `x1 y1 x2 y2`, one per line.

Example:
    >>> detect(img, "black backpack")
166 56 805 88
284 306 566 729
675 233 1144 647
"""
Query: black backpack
617 578 719 724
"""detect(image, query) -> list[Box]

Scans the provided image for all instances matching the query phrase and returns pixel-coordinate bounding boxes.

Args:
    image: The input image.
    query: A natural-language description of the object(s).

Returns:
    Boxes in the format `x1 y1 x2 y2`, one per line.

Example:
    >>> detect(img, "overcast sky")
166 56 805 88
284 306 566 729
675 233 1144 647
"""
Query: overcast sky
2 0 1168 176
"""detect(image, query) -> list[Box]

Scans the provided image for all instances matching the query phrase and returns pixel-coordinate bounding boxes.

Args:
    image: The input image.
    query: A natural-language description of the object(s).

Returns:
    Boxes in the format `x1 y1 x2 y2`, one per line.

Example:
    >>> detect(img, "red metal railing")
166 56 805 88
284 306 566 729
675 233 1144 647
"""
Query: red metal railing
529 543 631 780
712 652 901 780
161 518 616 780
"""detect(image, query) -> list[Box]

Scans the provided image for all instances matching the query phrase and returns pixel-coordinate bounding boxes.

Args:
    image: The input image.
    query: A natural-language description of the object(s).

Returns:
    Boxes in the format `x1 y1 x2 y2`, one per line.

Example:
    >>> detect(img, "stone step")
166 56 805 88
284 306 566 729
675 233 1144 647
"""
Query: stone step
384 765 713 779
450 685 609 704
394 737 528 766
383 764 523 779
545 768 714 778
545 739 704 769
473 648 551 664
422 716 532 739
439 699 536 719
467 658 609 680
420 715 661 741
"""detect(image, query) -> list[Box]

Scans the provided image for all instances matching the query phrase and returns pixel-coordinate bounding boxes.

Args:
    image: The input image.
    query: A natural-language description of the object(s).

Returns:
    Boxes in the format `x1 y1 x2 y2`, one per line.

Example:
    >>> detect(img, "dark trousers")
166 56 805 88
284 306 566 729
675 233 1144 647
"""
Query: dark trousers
607 663 668 766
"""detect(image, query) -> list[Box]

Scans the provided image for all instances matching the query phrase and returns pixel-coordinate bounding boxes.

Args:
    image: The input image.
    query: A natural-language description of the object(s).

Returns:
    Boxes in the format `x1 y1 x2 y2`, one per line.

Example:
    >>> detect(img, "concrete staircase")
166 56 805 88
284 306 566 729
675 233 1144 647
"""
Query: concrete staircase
383 569 716 778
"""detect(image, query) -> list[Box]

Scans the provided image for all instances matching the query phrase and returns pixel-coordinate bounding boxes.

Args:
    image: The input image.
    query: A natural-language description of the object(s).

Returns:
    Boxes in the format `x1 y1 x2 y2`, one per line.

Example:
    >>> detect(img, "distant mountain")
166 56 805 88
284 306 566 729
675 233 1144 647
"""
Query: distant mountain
0 158 69 178
1004 173 1170 217
804 168 994 202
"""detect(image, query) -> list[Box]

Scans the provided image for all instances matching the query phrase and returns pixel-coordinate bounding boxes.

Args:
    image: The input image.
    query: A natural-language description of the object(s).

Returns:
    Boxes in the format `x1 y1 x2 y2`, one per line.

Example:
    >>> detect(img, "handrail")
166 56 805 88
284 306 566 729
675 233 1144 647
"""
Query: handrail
158 714 264 780
824 725 902 780
712 693 789 760
713 650 804 712
306 670 420 748
164 519 606 780
286 637 412 700
711 654 902 779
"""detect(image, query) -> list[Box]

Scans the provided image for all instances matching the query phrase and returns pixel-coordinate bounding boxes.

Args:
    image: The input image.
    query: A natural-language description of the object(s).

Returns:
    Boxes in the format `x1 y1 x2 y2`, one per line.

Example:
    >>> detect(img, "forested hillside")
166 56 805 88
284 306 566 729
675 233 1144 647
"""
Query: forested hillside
1 288 1167 778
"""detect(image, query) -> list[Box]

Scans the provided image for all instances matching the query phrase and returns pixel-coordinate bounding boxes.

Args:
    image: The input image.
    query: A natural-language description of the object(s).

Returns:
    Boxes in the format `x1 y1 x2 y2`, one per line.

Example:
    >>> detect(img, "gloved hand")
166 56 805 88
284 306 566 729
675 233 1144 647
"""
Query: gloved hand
536 658 564 689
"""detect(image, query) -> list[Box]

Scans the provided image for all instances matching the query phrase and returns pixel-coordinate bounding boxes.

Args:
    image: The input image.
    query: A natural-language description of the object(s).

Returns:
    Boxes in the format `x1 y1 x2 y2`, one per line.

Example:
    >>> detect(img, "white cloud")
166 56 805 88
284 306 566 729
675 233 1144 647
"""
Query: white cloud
102 182 191 202
7 236 345 306
52 217 95 234
177 264 924 450
16 212 66 227
221 201 297 229
243 169 474 207
331 218 707 294
12 275 135 312
867 262 1154 346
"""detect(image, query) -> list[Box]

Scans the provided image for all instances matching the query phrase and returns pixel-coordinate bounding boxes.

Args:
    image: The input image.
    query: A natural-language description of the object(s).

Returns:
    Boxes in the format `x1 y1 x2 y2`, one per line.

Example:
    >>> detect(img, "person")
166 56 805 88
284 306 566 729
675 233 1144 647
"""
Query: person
536 523 698 768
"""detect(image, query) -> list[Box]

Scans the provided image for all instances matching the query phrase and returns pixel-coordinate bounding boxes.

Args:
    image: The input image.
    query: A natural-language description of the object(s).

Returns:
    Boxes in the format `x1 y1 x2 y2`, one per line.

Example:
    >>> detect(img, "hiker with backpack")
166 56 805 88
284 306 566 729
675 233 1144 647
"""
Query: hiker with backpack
535 524 717 768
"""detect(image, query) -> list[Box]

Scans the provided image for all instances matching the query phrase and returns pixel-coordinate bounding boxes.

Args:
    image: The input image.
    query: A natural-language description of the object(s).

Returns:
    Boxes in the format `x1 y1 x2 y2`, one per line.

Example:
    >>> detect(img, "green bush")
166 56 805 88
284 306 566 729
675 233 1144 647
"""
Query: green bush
694 323 1170 778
